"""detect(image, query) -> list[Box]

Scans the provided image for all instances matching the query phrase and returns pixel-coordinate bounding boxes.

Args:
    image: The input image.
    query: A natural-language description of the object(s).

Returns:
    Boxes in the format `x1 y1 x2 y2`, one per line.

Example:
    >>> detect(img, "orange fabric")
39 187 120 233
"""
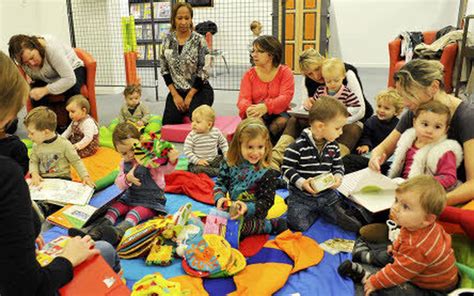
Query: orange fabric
168 275 209 296
71 147 121 182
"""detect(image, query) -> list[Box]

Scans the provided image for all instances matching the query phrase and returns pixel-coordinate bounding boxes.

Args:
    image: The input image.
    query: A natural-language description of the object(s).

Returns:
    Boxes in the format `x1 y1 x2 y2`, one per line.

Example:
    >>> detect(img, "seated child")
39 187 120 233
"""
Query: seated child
282 97 361 232
71 122 179 245
339 176 459 295
248 20 262 65
0 119 28 175
356 88 403 155
62 94 99 158
184 105 228 177
214 118 287 238
119 84 151 128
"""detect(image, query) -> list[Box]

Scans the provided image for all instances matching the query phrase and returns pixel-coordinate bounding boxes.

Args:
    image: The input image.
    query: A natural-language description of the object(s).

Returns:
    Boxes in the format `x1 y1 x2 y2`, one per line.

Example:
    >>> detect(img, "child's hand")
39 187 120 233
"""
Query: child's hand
363 278 375 296
216 197 229 211
36 235 45 250
303 97 315 111
356 145 370 155
168 148 180 164
126 165 142 186
82 176 96 188
136 120 144 127
197 159 209 166
230 200 247 220
302 179 317 195
31 173 43 187
387 245 393 255
330 175 342 189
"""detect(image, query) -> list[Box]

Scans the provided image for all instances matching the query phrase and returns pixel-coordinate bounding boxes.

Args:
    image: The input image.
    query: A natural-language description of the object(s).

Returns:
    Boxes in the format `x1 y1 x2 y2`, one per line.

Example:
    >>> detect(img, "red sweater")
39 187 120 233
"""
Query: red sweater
369 223 458 291
237 65 294 118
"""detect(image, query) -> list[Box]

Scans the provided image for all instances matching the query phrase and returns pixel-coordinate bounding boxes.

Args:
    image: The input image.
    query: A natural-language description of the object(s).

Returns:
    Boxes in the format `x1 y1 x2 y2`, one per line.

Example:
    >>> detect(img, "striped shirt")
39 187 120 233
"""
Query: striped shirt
281 128 344 194
314 85 363 124
369 222 458 291
184 127 229 164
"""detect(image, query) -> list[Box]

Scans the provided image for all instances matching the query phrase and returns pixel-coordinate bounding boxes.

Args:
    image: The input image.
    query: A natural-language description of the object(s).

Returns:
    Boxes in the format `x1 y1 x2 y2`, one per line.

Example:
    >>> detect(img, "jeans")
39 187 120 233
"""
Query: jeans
95 240 121 273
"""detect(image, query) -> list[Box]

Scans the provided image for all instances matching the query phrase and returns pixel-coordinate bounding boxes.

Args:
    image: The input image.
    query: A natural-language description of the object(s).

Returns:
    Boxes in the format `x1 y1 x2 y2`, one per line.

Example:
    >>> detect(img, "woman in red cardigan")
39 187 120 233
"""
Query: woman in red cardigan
237 35 294 144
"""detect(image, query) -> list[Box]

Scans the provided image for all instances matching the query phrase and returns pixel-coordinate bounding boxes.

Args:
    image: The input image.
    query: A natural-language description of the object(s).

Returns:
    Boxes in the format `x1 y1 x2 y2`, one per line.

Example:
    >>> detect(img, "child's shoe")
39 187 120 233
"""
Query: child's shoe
331 203 362 232
101 220 134 246
270 218 288 235
68 217 113 241
338 260 367 283
352 238 371 264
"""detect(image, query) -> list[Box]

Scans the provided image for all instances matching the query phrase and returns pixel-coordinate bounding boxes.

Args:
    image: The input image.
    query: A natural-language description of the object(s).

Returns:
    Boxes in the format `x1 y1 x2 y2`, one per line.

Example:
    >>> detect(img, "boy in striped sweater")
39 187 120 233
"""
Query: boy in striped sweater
339 175 459 295
282 97 362 232
184 105 228 177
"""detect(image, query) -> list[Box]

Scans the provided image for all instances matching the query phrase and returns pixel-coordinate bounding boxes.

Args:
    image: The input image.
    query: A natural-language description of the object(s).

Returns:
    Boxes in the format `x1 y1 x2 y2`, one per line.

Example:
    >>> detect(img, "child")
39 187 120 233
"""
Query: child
388 100 463 191
356 88 403 155
282 97 361 232
338 176 459 295
0 119 29 175
119 84 151 127
248 20 262 65
214 118 287 238
62 94 99 158
184 105 228 177
73 122 179 245
24 106 94 187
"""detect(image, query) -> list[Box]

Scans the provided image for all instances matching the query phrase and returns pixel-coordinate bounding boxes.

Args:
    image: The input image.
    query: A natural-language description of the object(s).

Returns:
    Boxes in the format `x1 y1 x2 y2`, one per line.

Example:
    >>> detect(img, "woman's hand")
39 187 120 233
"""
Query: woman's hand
356 145 370 155
184 93 194 111
30 87 49 101
172 93 186 112
246 103 267 118
230 200 247 220
126 165 142 186
303 97 315 111
59 235 99 267
368 152 386 172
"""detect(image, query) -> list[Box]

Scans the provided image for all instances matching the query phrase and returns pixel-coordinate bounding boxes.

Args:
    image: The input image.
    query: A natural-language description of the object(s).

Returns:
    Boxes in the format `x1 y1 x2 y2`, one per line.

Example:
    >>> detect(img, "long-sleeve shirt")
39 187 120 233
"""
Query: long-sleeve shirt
0 156 73 295
213 161 278 218
237 65 295 119
358 116 399 149
314 85 363 124
184 127 229 164
281 128 344 195
115 158 177 191
369 223 458 291
61 116 98 150
22 35 83 95
0 134 29 175
118 103 151 125
29 135 89 180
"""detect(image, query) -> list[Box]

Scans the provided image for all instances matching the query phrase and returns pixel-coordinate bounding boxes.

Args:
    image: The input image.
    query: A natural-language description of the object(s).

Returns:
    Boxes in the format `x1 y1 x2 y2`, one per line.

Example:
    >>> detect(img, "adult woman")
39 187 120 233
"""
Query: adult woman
160 2 214 125
0 51 117 295
237 35 294 144
271 48 372 169
370 59 474 205
8 34 85 132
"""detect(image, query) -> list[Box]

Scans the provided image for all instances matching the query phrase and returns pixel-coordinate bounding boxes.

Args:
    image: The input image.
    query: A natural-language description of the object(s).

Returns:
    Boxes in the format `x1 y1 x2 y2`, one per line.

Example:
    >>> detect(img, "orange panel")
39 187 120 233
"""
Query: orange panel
286 0 295 9
303 44 315 51
285 13 295 40
304 13 316 40
304 0 317 9
285 44 294 70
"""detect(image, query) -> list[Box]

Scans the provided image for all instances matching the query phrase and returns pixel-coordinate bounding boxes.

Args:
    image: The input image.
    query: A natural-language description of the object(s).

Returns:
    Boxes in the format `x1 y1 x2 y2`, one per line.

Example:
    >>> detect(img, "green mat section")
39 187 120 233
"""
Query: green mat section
452 234 474 288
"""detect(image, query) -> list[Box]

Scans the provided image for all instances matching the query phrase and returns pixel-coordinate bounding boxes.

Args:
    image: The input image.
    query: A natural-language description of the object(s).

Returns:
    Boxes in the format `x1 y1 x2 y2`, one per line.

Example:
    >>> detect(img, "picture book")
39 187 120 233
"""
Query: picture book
28 178 94 206
135 24 143 40
36 236 70 267
142 24 153 40
155 2 171 19
47 204 97 229
143 3 152 19
338 168 403 213
137 45 146 60
310 173 335 192
320 238 355 255
130 3 142 19
158 23 171 40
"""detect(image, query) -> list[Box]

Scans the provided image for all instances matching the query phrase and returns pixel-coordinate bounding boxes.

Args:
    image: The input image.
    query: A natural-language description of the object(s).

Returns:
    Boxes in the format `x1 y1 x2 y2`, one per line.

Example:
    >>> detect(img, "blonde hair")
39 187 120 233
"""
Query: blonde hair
375 88 404 115
112 122 141 149
66 94 90 114
0 51 28 121
227 118 272 168
298 48 325 72
309 96 350 124
396 175 447 216
321 58 345 79
123 84 142 97
414 100 451 126
24 106 57 132
192 105 215 126
250 20 262 31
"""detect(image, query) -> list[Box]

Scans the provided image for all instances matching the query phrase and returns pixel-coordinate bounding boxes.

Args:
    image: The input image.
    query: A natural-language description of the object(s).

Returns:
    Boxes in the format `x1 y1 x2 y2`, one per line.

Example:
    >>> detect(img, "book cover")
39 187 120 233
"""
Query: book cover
155 2 171 19
29 179 94 206
135 24 143 40
142 24 153 40
137 45 146 60
36 236 70 267
158 23 171 40
130 3 142 19
143 3 152 19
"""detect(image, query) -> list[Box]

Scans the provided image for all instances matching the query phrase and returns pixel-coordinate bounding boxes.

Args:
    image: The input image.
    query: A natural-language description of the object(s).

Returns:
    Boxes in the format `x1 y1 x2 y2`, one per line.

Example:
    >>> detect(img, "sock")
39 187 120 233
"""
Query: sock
439 206 474 240
338 260 367 283
241 219 267 237
270 218 288 235
352 239 371 264
104 208 120 224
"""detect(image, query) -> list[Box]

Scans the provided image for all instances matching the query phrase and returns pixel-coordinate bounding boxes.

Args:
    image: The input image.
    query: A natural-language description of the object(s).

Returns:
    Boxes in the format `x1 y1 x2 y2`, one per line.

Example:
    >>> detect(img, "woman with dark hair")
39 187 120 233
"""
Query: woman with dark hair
8 34 85 132
237 35 294 144
160 2 214 125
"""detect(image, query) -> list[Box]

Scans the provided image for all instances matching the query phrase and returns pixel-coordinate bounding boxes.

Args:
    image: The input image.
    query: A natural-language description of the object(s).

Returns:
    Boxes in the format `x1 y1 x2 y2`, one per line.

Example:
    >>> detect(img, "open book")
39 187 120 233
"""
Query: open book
28 178 94 206
338 168 403 213
47 204 98 229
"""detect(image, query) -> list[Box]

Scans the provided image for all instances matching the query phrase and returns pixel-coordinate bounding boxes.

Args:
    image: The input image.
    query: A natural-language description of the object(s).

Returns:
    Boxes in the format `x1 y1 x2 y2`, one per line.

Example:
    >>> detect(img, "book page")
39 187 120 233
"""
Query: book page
29 179 94 206
353 168 398 193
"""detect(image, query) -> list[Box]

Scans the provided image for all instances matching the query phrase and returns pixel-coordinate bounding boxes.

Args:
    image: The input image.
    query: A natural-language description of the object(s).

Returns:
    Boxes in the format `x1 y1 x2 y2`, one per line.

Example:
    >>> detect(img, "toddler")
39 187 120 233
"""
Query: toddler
184 105 228 177
62 94 99 158
282 97 361 232
248 20 263 65
119 84 151 127
214 118 287 238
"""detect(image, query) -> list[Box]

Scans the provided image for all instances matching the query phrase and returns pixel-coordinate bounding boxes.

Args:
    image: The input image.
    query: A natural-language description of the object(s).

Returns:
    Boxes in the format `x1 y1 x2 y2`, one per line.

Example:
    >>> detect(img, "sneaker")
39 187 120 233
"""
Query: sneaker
352 238 370 263
331 204 362 232
338 260 366 283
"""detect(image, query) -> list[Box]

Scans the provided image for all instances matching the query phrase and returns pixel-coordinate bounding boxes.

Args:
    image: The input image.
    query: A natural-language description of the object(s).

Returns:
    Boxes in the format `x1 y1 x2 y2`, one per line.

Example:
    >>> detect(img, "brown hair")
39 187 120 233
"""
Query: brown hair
170 2 193 31
112 122 141 149
192 105 215 126
396 175 447 216
8 35 46 65
24 106 57 132
66 94 90 114
375 88 404 115
250 20 262 31
309 96 350 124
414 100 451 126
253 35 282 67
0 51 28 121
227 118 272 168
123 84 142 97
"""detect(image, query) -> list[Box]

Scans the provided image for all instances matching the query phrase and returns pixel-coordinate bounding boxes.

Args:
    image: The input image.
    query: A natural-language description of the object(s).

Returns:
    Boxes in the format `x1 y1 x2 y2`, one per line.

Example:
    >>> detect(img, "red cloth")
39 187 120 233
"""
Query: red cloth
239 234 269 257
164 171 215 204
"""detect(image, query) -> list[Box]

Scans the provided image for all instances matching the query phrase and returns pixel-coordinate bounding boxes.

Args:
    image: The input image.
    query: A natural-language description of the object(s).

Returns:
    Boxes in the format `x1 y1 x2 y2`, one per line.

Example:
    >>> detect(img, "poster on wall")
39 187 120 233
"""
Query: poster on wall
185 0 213 7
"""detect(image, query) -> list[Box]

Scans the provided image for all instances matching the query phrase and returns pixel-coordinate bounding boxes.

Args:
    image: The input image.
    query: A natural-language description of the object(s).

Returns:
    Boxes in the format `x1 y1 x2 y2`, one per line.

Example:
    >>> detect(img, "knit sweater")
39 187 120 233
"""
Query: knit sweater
184 127 229 164
358 116 399 149
281 128 344 195
214 161 278 218
118 103 151 125
29 135 89 179
369 223 458 291
314 85 363 124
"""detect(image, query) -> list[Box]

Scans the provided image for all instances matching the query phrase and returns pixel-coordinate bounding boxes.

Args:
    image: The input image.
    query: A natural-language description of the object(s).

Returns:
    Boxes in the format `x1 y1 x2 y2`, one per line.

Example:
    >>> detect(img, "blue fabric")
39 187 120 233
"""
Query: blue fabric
203 277 236 296
247 247 293 265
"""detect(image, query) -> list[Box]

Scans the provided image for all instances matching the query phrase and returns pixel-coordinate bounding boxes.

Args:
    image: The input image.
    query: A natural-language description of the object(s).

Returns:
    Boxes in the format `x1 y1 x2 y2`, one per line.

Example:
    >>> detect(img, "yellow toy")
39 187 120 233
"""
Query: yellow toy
131 272 188 296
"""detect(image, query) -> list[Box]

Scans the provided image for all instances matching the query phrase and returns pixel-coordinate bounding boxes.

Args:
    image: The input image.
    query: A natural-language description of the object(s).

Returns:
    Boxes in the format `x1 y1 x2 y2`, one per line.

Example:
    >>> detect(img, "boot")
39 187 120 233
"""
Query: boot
68 217 113 240
101 220 134 246
271 134 295 171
